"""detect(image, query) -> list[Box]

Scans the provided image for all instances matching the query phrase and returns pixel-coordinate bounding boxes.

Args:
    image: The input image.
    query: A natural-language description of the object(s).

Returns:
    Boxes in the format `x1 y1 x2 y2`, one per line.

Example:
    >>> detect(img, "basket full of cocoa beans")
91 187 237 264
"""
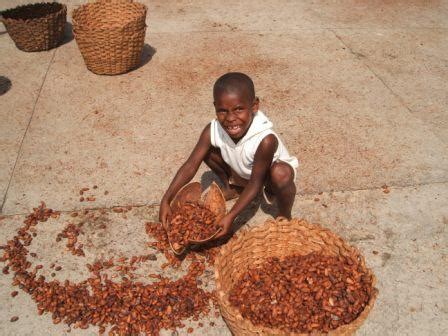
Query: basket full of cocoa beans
215 217 378 335
167 181 226 254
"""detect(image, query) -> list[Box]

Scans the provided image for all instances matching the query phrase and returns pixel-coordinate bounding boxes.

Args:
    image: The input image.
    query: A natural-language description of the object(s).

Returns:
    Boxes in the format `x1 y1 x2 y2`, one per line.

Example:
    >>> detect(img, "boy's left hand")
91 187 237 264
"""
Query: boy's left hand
214 214 234 239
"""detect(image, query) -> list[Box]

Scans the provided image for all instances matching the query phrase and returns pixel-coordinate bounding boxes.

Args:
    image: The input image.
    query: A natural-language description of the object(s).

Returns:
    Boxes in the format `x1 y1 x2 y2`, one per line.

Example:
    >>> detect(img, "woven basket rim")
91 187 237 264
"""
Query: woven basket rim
215 217 379 335
72 1 147 31
1 2 66 23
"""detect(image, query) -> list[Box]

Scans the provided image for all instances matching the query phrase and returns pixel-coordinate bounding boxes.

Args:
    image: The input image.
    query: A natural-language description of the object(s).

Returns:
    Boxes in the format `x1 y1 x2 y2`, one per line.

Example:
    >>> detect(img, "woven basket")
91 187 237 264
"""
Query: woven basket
0 2 66 52
72 0 147 75
215 217 378 336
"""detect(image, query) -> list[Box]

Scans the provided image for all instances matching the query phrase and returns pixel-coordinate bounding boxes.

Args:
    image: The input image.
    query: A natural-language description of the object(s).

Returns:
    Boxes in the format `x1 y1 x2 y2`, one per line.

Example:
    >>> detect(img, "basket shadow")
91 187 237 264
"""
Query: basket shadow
135 43 157 70
60 21 74 46
0 76 12 96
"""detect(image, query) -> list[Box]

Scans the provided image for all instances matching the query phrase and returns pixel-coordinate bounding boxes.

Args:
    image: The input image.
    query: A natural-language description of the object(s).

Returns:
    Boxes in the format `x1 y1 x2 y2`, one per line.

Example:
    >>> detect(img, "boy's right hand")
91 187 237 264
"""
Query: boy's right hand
159 200 172 230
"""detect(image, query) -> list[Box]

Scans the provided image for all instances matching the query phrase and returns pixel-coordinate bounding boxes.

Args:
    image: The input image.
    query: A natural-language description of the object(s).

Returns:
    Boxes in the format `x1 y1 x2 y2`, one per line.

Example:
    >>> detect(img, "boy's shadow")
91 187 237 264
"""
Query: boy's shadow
200 171 278 233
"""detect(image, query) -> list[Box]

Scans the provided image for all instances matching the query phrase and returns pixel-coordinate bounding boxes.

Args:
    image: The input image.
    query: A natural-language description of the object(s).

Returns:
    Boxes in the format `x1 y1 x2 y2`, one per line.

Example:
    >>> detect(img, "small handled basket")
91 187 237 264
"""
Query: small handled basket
168 182 226 255
72 0 147 75
0 2 66 52
215 217 378 335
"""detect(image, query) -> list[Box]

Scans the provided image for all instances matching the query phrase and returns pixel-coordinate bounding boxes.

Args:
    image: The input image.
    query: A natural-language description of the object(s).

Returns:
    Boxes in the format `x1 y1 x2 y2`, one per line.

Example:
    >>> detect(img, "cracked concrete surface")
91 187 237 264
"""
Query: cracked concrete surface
1 0 447 335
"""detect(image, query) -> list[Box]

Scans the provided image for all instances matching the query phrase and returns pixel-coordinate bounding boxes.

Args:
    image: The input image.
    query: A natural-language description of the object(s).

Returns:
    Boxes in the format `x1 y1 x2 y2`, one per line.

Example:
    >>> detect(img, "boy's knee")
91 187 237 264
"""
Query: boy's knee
269 162 294 189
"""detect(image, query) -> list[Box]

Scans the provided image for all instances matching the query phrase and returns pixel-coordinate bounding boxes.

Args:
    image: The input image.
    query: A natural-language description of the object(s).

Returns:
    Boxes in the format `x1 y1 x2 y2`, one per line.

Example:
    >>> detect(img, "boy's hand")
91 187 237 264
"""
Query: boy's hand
159 200 172 229
214 214 234 239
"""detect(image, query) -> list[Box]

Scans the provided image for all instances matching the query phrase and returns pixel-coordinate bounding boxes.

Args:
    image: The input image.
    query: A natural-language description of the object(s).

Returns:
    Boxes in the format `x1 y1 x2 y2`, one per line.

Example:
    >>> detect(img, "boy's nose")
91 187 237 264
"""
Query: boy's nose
225 111 236 122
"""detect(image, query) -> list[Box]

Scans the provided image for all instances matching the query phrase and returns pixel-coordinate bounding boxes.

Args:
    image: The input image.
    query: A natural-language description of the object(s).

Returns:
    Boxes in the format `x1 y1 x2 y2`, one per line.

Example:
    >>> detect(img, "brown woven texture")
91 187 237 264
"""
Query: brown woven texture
72 0 147 75
1 2 66 52
215 217 378 336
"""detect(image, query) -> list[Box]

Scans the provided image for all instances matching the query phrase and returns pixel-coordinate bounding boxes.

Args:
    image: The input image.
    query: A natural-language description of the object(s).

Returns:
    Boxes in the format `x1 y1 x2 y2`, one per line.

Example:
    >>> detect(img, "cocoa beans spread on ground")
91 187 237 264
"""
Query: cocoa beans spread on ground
168 202 220 251
229 253 374 333
56 223 85 257
1 203 219 335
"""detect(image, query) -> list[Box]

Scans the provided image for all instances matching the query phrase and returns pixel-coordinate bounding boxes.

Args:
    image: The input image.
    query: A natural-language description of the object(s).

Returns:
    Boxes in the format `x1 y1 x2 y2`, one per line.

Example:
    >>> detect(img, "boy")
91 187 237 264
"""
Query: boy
159 72 298 239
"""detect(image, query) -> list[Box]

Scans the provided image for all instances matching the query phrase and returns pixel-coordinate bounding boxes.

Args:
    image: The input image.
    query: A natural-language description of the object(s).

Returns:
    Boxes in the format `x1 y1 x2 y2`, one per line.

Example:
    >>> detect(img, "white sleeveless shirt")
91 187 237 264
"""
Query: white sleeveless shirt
210 111 299 180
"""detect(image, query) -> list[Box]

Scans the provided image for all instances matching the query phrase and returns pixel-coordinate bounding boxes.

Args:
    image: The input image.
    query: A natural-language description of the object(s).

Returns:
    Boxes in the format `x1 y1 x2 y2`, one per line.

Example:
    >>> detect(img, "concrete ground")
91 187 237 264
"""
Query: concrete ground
1 0 447 335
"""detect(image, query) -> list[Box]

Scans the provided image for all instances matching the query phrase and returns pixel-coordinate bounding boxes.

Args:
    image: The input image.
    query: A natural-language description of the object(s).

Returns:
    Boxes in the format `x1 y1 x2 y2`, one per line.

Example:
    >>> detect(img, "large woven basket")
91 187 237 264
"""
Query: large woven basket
1 2 66 52
215 217 378 336
72 0 147 75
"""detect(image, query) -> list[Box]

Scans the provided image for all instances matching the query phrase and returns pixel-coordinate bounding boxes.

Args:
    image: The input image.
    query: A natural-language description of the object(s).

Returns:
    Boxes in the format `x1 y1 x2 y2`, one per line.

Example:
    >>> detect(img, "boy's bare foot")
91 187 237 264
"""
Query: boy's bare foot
222 185 243 201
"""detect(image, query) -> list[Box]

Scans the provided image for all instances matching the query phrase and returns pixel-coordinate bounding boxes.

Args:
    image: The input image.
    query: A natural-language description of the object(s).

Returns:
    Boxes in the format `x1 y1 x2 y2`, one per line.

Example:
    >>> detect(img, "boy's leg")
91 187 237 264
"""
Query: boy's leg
204 147 243 200
265 161 296 219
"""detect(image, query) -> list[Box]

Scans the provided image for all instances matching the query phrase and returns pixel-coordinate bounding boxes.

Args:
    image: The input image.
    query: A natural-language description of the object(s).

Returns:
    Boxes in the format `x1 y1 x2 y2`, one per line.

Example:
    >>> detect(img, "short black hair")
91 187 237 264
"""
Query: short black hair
213 72 255 102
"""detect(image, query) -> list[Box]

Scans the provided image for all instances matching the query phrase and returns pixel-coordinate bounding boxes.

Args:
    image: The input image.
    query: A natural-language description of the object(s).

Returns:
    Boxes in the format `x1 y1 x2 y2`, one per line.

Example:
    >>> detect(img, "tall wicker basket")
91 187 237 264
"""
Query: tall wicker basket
1 2 66 52
72 0 147 75
215 218 378 336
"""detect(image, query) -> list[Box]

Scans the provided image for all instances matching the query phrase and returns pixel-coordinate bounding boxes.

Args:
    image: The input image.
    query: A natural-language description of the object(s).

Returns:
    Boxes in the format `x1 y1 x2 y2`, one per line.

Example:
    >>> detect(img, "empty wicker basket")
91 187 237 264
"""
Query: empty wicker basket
1 2 66 52
215 217 378 335
72 0 147 75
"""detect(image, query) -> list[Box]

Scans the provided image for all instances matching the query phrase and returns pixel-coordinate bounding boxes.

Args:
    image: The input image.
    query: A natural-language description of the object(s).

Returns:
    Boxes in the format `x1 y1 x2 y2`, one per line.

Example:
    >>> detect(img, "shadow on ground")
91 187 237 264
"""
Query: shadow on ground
200 170 278 232
0 76 12 95
60 21 74 46
138 43 157 69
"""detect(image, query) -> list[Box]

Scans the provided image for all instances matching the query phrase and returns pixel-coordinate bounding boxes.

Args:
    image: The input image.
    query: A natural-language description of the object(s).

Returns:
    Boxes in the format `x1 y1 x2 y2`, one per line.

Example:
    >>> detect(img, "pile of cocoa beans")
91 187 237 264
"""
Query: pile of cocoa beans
229 253 374 333
167 202 220 251
1 202 219 335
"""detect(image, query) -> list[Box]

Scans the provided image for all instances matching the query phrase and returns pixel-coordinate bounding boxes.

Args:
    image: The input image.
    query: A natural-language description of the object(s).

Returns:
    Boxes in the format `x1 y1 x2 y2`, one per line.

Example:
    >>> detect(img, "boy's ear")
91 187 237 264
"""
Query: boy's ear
252 97 260 112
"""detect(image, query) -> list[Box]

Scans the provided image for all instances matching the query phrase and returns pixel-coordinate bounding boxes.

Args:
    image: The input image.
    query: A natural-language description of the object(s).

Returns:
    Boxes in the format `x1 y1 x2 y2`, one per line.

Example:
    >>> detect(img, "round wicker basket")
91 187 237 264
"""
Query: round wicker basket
215 217 378 335
72 0 147 75
1 2 66 52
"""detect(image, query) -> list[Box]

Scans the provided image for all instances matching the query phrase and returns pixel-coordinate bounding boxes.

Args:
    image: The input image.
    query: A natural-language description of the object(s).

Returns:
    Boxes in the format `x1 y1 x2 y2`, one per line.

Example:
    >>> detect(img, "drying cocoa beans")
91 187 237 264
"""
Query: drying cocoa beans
229 253 374 333
1 203 219 336
167 202 220 251
56 223 85 257
145 221 220 268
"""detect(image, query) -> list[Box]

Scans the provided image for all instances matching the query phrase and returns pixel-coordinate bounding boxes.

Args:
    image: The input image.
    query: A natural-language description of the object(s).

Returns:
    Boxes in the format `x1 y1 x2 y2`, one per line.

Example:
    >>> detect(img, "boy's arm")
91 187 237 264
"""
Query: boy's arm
215 134 278 238
159 123 212 227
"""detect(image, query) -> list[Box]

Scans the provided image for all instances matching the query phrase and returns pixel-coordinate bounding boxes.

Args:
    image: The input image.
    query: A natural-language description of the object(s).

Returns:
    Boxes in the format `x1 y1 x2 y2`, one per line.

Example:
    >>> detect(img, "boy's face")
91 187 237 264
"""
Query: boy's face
214 91 259 142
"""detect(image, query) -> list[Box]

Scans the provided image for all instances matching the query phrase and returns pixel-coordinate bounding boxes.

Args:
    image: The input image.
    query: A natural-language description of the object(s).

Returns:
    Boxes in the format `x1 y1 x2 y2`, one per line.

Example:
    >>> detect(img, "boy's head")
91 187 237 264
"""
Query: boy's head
213 72 259 141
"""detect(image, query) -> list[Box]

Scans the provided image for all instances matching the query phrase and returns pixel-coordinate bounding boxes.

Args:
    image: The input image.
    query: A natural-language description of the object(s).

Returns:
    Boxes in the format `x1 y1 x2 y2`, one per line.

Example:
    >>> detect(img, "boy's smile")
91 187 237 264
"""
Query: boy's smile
214 91 259 143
